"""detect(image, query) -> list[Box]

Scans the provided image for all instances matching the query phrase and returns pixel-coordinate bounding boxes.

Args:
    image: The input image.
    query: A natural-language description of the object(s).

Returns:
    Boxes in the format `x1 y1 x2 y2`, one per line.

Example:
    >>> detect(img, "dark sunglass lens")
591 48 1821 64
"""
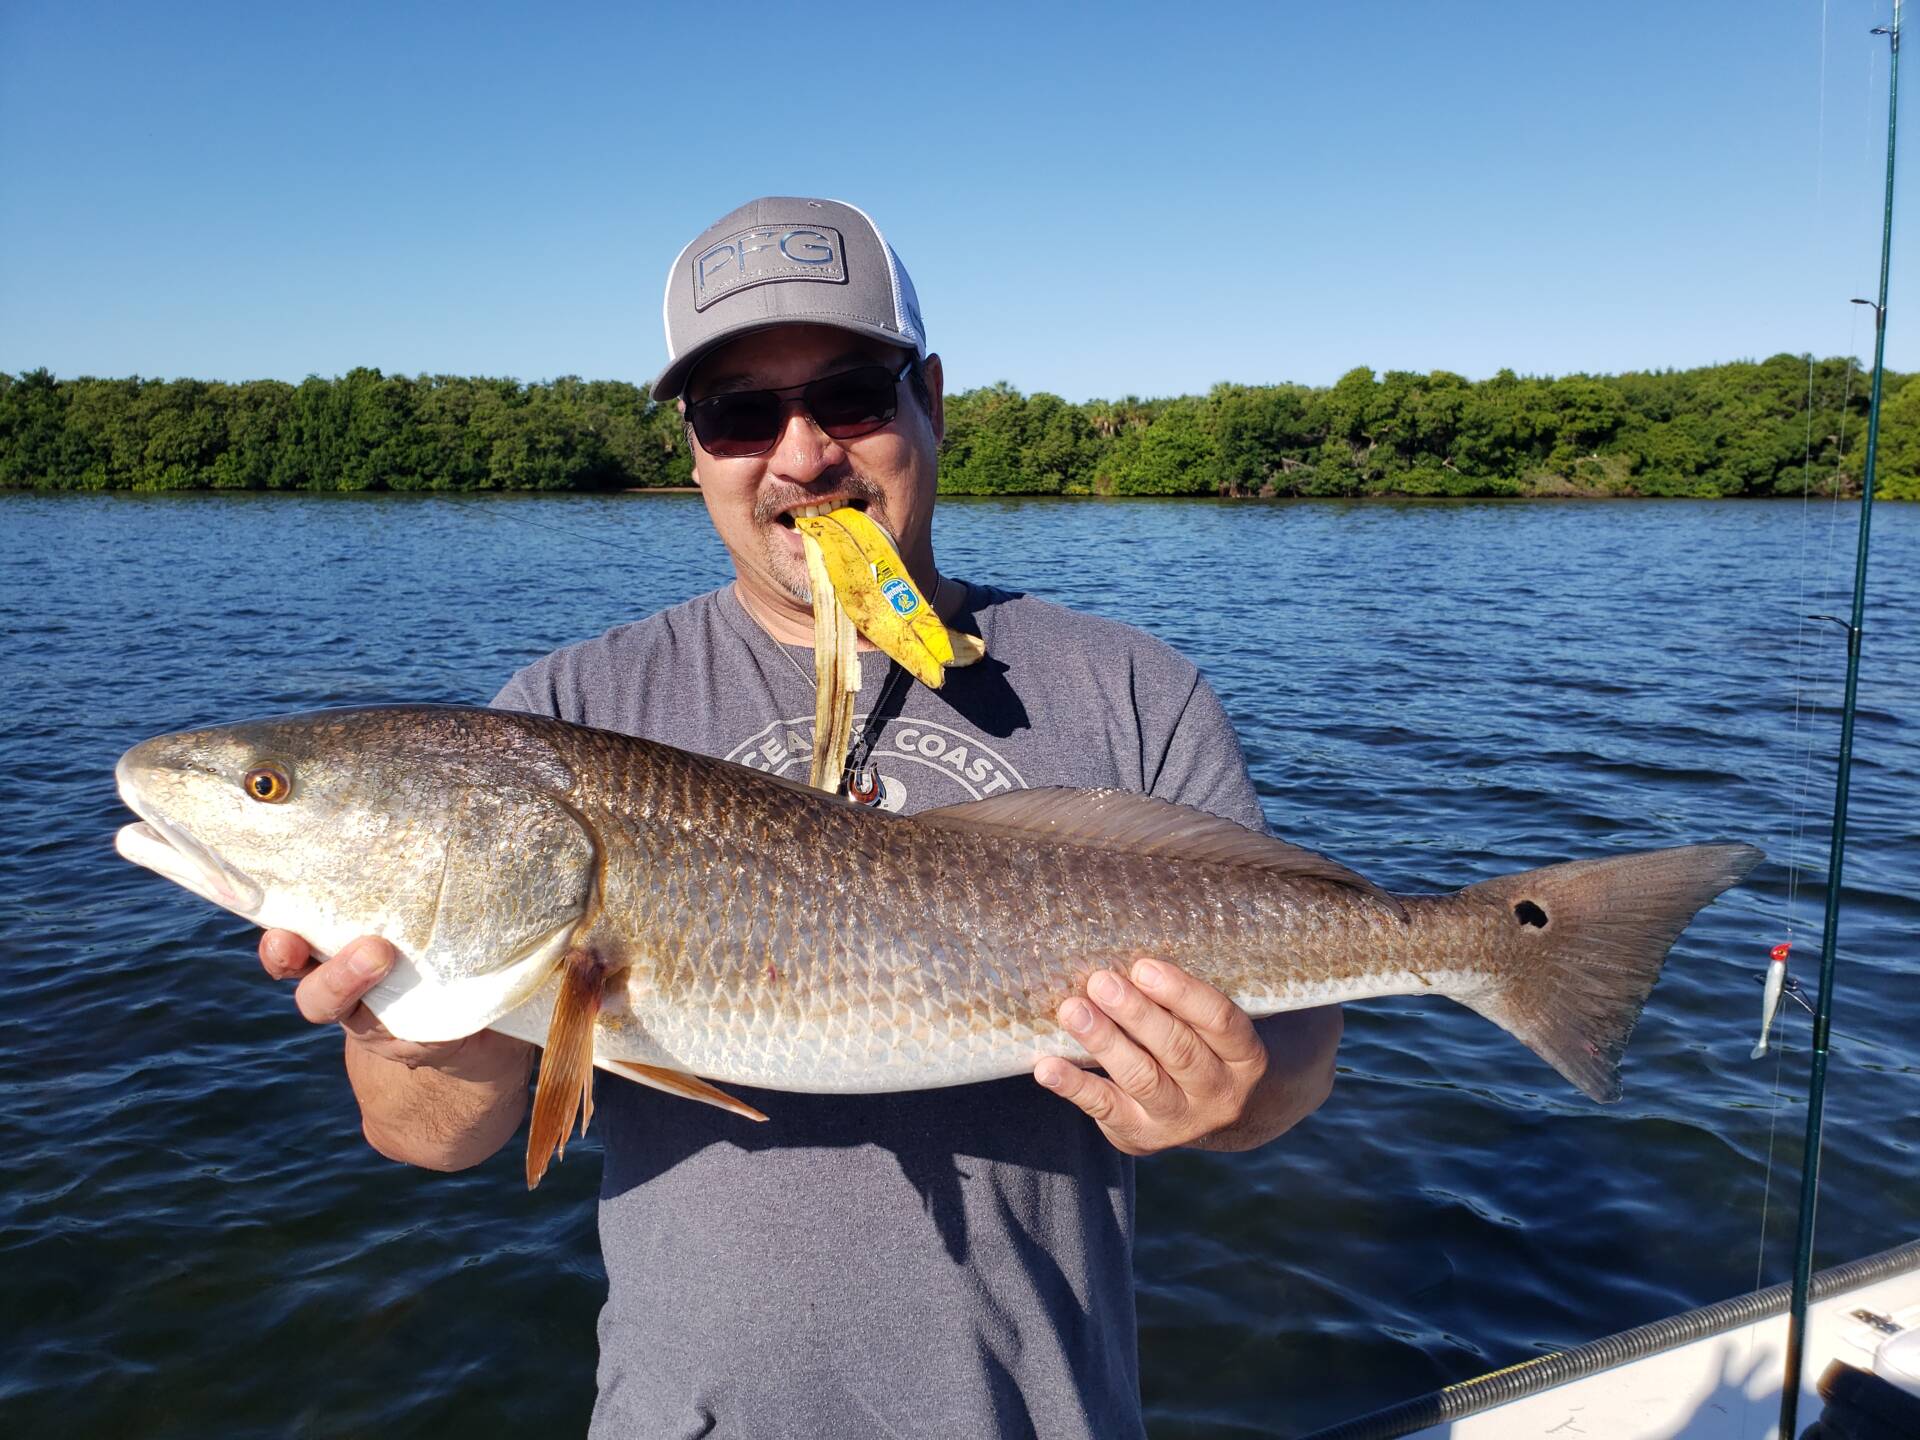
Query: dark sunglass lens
807 367 898 438
692 393 782 456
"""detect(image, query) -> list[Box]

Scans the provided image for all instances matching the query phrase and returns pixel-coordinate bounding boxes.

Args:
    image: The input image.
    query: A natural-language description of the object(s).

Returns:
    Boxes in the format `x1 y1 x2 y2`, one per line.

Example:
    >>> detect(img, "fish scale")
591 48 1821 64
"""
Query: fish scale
113 704 1764 1188
583 755 1494 1083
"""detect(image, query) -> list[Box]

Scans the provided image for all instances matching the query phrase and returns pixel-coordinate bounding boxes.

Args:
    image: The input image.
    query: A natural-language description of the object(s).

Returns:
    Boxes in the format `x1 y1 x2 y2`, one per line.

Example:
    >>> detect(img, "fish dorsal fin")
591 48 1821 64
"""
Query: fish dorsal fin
915 789 1405 918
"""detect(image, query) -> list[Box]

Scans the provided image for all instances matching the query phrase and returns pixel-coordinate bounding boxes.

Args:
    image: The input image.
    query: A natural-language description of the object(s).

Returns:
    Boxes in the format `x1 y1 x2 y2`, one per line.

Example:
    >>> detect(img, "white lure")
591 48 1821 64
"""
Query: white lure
1752 942 1792 1060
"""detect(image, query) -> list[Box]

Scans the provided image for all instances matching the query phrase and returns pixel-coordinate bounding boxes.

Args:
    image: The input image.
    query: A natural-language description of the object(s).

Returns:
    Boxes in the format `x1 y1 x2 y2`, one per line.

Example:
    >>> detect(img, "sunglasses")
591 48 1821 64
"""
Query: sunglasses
686 358 914 458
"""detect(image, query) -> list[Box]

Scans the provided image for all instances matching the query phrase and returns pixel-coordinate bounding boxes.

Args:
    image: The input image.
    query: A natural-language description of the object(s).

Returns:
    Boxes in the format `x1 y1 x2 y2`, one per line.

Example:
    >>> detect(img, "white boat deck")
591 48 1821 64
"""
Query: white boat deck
1394 1269 1919 1440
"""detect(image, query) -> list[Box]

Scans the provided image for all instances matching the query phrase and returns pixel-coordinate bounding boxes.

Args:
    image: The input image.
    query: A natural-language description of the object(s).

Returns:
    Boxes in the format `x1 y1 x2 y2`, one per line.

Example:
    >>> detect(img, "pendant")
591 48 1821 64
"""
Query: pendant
847 764 882 805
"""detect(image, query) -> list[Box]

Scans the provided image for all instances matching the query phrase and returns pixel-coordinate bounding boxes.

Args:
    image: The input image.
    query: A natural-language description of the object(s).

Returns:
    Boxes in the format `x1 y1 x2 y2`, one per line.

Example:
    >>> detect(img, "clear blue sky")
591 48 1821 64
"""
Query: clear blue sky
1 0 1910 400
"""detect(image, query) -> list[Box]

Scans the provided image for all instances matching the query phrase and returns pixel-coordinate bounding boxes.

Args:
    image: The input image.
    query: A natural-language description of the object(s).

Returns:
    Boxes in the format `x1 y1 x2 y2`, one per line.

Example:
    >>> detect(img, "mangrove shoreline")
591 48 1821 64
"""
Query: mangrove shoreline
4 355 1916 500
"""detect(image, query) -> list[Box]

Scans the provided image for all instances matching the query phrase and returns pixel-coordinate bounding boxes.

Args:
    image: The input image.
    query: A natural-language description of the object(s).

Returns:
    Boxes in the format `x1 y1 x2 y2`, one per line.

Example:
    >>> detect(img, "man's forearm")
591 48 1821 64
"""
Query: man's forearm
346 1033 534 1171
1187 1005 1342 1153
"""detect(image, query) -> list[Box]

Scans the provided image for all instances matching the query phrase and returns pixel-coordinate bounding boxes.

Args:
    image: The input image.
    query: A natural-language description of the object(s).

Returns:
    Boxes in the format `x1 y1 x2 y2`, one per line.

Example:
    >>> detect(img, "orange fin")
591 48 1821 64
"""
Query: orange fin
525 947 608 1189
600 1058 769 1122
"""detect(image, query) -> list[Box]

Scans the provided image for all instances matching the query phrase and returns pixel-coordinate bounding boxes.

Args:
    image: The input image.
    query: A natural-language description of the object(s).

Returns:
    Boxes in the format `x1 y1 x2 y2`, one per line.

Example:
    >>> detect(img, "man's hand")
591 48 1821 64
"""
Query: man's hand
259 930 529 1078
1034 958 1340 1156
259 929 534 1168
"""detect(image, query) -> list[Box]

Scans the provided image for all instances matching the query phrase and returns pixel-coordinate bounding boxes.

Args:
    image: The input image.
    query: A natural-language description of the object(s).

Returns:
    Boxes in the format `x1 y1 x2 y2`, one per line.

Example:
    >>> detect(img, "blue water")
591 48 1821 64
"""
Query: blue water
2 493 1914 1437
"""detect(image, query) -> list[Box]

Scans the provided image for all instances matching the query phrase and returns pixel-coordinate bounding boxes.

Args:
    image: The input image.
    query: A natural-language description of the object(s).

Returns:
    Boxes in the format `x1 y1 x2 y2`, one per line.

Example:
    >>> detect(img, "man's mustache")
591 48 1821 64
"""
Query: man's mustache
751 474 886 528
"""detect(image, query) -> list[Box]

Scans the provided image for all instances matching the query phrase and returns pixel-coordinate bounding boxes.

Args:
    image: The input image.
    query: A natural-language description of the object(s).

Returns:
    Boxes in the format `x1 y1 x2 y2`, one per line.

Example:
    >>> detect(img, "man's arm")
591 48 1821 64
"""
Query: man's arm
259 930 533 1171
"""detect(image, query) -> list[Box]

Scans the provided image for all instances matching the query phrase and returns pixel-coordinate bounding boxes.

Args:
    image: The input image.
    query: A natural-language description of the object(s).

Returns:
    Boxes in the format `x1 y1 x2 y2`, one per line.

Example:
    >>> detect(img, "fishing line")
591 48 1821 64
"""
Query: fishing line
1781 6 1871 984
1784 331 1860 964
1748 1025 1793 1372
1784 337 1853 931
1747 13 1837 1374
1818 0 1832 211
1781 56 1878 982
1778 0 1886 1045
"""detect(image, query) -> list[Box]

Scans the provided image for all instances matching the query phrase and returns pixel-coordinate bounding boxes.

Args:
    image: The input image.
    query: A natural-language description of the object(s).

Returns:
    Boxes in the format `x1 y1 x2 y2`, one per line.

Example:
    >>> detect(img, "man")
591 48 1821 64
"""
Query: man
259 197 1341 1438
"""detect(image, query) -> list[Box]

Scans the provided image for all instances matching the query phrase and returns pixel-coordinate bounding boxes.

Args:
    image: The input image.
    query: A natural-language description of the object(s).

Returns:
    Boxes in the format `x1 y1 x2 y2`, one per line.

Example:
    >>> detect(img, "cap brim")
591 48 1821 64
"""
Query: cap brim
651 320 920 402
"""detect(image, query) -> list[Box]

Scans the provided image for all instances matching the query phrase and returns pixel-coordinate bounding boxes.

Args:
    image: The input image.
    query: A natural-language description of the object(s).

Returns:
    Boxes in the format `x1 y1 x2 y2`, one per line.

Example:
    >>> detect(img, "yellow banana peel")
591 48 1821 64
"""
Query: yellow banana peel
792 507 986 689
800 530 860 793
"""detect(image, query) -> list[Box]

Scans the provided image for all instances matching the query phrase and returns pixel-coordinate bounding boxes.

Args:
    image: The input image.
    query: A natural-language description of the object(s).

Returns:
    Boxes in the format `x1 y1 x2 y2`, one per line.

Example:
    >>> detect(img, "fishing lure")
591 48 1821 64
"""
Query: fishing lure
1752 941 1792 1059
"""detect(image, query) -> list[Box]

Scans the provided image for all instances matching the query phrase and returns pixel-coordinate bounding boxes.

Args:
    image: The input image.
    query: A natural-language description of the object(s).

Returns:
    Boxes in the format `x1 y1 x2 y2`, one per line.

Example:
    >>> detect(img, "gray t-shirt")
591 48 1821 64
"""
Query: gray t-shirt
494 581 1262 1440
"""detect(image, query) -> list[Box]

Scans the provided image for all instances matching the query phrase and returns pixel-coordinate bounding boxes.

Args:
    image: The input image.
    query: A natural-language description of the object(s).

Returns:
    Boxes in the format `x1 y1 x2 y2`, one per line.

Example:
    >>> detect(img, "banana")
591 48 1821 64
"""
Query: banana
833 507 970 668
793 510 943 684
792 507 987 689
800 530 860 794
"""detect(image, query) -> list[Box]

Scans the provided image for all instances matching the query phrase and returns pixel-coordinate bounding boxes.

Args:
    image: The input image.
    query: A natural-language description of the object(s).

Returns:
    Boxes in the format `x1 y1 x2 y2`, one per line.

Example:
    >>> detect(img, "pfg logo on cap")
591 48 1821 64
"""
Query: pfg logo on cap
881 577 919 616
692 225 846 312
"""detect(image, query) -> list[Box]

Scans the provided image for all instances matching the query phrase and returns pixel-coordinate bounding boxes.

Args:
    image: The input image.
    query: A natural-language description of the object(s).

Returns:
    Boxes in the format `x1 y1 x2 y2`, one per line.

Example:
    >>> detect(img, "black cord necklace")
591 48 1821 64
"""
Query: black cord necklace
762 576 953 807
766 639 911 807
841 660 910 804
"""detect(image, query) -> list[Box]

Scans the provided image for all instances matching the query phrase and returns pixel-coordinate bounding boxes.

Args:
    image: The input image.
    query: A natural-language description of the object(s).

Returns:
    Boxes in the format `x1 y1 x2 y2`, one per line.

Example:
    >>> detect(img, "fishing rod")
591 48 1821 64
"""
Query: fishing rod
1777 2 1901 1433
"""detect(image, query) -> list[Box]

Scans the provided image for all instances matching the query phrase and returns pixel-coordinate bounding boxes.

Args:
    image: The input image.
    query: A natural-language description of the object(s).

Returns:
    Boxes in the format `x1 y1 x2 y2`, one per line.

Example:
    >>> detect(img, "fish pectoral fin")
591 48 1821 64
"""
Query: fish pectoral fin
525 946 610 1190
598 1059 769 1122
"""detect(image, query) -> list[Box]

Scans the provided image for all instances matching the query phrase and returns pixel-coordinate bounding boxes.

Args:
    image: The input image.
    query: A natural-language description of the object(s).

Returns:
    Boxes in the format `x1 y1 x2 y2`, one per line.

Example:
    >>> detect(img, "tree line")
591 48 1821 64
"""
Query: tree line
3 356 1916 499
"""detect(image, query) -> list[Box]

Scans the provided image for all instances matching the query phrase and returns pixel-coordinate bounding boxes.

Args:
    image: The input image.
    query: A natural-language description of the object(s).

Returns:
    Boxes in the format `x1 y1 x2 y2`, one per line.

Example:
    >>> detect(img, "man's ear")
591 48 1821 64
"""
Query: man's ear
676 402 704 485
923 353 945 444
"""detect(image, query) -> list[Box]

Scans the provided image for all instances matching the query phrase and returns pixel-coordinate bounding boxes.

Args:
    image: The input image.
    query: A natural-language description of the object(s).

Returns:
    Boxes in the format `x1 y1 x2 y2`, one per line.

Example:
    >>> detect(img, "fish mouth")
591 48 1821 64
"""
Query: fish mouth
114 758 265 918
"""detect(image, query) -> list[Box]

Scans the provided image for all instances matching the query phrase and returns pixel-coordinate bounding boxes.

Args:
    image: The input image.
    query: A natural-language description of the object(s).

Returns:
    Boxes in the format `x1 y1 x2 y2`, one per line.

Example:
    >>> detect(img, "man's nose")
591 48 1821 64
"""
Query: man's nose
767 402 845 482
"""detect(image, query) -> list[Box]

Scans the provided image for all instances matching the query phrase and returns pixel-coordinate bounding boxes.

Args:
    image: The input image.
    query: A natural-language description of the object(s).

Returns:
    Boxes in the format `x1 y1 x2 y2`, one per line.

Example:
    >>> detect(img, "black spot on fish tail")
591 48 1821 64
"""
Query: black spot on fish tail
1513 900 1549 928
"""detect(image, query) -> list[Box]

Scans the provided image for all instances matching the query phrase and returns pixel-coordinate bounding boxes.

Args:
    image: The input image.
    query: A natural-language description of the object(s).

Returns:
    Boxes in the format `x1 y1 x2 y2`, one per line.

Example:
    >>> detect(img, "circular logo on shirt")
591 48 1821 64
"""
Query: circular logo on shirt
725 715 1025 812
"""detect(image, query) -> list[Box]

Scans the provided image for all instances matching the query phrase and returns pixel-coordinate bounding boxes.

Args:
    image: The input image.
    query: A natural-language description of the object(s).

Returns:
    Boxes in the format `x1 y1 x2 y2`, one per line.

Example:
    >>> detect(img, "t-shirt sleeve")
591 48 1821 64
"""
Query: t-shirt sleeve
483 610 682 735
491 657 563 719
1150 671 1268 833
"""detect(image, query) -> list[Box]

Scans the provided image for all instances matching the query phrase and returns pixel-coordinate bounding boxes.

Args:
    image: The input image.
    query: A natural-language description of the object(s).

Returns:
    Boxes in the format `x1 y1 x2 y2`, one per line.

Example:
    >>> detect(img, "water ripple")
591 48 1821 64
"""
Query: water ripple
2 492 1914 1436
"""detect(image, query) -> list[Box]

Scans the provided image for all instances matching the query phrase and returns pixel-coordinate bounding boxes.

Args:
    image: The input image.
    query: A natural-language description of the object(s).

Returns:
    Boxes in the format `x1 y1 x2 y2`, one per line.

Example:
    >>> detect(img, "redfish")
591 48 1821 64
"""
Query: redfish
115 705 1763 1187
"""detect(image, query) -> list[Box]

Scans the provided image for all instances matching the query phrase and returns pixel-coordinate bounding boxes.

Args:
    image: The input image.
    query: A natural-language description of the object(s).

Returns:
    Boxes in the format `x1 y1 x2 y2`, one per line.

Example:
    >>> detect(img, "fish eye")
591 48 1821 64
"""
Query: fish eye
243 763 293 804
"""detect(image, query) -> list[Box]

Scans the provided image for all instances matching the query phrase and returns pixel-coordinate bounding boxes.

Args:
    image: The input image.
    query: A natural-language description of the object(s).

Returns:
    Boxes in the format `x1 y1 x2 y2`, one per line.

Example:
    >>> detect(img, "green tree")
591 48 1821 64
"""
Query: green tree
1209 383 1313 496
1098 397 1218 495
0 369 71 487
939 382 1032 494
1457 369 1553 483
1872 369 1920 500
208 380 293 489
61 377 143 488
1023 392 1100 493
133 379 227 490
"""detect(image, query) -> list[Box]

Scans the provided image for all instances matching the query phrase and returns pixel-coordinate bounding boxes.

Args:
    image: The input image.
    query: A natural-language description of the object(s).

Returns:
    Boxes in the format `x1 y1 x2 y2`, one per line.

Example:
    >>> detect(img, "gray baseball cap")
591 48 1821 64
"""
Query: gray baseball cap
652 196 927 401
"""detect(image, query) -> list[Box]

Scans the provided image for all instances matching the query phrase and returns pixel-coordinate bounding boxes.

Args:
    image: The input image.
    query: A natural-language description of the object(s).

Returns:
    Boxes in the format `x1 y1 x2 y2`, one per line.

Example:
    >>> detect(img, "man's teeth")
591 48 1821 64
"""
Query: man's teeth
782 501 864 524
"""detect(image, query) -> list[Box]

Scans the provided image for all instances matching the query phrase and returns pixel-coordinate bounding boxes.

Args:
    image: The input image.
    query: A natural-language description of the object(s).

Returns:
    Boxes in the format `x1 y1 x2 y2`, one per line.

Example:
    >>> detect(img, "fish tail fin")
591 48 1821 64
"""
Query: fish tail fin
525 947 608 1189
1455 843 1763 1102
